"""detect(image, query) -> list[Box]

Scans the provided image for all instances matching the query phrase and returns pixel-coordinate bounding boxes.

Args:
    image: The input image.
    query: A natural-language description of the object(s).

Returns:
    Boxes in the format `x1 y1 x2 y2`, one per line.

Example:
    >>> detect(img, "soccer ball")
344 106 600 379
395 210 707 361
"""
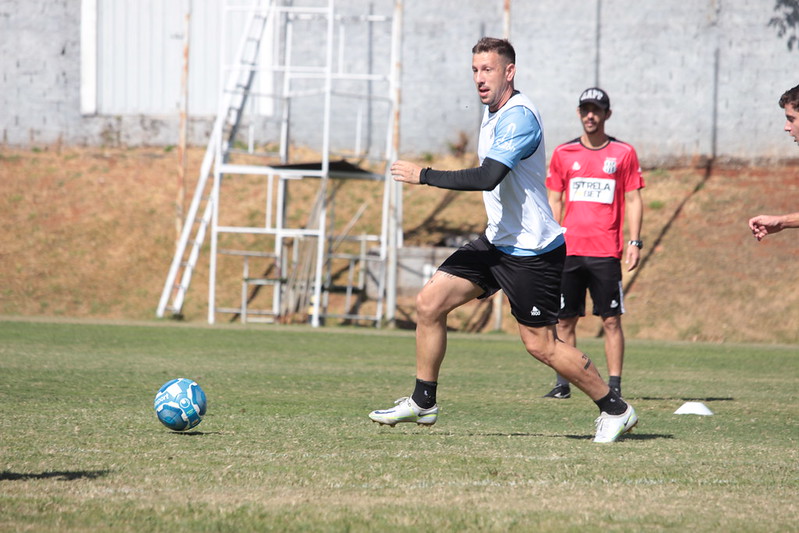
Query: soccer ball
154 378 207 431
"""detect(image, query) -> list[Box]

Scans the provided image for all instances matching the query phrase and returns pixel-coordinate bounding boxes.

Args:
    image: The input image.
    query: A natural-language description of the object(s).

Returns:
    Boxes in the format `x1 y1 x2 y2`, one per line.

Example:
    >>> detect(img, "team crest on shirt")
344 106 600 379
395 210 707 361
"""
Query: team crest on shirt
603 158 617 174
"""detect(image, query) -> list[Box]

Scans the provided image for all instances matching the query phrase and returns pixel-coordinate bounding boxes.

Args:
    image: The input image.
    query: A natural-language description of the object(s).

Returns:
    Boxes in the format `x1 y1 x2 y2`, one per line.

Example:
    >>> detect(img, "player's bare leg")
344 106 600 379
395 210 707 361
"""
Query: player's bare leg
555 316 578 348
414 271 484 381
543 316 579 398
602 315 624 376
519 323 637 442
519 324 608 400
368 271 482 427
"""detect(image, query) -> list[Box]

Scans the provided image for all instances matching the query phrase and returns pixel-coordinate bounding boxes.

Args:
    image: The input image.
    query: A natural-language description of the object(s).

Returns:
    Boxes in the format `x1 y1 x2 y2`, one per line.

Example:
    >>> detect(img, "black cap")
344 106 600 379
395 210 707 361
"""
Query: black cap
579 87 610 110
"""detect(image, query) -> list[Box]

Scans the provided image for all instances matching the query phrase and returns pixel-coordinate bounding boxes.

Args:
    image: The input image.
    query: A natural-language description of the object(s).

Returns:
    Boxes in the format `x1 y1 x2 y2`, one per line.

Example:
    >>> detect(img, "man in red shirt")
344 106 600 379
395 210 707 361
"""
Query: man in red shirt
543 87 644 399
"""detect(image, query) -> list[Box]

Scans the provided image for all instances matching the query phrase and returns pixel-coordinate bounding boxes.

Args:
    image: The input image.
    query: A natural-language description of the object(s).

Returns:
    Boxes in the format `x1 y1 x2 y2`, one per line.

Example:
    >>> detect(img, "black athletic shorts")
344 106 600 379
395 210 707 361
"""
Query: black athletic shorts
437 234 565 328
559 255 624 319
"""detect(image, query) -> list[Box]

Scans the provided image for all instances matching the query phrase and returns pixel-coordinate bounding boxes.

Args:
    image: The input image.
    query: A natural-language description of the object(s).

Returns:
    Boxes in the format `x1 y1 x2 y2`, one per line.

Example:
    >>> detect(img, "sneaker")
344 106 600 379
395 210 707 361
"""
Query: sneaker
542 384 571 399
593 404 638 443
369 397 439 427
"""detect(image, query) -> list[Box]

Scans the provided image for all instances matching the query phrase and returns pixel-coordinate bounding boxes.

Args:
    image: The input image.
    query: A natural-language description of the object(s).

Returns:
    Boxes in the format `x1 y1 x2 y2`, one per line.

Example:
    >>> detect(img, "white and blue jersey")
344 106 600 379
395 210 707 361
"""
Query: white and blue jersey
478 92 565 254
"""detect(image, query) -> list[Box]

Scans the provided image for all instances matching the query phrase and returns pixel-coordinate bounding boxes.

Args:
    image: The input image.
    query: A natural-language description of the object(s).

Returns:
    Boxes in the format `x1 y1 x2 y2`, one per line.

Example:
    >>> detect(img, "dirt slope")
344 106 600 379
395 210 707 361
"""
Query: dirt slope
1 146 797 343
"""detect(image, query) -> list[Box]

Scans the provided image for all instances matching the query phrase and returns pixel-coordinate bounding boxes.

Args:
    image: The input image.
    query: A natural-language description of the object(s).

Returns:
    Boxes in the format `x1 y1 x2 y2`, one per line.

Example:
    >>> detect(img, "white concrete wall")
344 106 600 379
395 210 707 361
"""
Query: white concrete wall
1 0 797 165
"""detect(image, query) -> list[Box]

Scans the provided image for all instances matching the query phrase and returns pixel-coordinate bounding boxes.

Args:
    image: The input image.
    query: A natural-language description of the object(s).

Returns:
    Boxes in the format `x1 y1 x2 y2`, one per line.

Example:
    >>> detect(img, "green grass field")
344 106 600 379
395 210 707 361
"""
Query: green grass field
0 319 796 532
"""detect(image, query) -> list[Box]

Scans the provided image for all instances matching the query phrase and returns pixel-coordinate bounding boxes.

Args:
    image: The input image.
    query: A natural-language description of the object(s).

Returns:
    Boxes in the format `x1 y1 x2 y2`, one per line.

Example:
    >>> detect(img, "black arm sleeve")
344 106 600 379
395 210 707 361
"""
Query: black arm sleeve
419 157 511 191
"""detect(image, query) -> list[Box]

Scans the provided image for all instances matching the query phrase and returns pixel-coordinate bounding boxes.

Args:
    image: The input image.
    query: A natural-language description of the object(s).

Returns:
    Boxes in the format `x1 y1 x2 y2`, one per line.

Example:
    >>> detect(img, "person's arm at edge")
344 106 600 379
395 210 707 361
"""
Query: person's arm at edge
547 188 564 224
624 188 643 271
748 211 799 240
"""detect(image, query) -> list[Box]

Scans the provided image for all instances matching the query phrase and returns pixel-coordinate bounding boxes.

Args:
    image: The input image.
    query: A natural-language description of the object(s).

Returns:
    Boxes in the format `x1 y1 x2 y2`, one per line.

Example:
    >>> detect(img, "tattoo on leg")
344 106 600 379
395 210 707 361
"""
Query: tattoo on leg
429 271 455 285
581 353 592 370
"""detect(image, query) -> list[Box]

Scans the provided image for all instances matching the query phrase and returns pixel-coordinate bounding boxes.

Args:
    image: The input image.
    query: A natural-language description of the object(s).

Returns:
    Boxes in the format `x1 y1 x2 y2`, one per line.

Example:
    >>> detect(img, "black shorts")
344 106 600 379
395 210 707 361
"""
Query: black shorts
437 234 565 328
559 255 624 319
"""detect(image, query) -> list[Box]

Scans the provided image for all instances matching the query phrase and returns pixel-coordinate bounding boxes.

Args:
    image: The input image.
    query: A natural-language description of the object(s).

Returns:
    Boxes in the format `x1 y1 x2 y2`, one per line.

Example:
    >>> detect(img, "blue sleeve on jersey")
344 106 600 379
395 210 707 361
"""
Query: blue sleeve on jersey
484 106 542 169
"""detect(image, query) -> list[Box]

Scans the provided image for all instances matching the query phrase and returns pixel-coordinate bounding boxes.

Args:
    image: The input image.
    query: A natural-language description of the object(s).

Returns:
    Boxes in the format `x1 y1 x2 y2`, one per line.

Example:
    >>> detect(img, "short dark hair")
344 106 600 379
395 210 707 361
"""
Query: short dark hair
778 84 799 109
472 37 515 65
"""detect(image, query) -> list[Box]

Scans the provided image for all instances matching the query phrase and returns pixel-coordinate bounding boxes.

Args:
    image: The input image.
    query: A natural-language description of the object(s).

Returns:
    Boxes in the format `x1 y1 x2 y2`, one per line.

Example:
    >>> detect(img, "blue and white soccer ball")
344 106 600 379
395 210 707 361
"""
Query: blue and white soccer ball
154 378 207 432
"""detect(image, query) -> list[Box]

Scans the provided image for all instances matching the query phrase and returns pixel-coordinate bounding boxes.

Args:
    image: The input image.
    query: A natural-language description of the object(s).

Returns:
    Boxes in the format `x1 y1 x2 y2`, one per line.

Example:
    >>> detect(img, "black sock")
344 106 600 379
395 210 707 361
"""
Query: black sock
556 374 570 388
412 379 437 409
595 389 627 416
608 376 621 394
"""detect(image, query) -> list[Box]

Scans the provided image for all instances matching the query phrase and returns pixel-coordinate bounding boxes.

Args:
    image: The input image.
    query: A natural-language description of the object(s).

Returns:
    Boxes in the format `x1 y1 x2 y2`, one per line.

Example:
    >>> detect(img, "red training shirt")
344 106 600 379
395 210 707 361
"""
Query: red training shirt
546 137 644 258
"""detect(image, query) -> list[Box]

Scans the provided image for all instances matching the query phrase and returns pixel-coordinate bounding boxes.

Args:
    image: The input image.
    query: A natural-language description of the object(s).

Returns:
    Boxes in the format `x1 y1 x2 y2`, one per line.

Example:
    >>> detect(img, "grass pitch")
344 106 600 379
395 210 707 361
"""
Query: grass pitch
0 319 796 532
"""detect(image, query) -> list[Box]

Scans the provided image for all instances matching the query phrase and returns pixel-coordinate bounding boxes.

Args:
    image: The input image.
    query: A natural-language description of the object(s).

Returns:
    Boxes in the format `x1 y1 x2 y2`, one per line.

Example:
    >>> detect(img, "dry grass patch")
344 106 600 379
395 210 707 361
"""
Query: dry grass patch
2 146 798 342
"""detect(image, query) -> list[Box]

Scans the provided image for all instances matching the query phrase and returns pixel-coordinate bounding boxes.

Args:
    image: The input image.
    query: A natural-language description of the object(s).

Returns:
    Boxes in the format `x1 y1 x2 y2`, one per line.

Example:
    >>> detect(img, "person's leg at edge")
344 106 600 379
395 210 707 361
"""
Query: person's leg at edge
546 255 585 396
543 317 577 397
521 324 611 402
556 316 579 348
554 316 579 386
602 314 624 396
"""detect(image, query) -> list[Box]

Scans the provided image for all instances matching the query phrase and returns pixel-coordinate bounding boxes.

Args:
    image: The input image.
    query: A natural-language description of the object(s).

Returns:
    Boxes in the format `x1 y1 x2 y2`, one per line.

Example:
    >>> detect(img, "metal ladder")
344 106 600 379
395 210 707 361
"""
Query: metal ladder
157 2 273 318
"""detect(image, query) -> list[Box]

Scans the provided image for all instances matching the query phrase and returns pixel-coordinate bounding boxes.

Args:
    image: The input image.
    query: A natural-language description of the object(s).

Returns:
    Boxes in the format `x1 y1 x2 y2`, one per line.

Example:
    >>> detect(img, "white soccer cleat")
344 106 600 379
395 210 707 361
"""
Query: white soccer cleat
593 404 638 443
369 397 439 427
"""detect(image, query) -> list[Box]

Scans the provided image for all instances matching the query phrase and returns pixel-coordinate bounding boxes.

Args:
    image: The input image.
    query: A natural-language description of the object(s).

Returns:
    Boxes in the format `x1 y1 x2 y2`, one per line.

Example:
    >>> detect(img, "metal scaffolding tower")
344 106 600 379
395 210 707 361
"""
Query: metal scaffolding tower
157 0 403 327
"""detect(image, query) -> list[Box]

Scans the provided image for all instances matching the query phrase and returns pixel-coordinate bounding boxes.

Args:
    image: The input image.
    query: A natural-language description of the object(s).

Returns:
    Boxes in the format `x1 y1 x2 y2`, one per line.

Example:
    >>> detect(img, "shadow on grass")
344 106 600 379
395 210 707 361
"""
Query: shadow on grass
0 469 110 481
437 431 674 441
168 431 224 436
563 433 674 441
633 397 734 402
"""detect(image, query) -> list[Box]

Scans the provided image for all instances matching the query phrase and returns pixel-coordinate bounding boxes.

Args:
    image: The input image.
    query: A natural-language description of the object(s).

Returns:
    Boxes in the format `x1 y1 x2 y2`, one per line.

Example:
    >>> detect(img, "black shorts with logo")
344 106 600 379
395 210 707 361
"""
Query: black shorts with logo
559 255 624 319
437 234 565 328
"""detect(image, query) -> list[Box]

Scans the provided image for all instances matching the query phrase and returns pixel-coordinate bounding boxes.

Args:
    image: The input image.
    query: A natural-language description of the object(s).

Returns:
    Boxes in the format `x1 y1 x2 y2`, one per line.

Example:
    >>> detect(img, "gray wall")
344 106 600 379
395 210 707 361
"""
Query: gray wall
2 0 798 166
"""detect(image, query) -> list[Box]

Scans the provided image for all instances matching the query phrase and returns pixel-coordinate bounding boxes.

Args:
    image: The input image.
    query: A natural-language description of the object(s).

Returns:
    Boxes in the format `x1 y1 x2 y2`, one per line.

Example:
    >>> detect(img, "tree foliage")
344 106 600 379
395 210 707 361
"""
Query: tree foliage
770 0 799 51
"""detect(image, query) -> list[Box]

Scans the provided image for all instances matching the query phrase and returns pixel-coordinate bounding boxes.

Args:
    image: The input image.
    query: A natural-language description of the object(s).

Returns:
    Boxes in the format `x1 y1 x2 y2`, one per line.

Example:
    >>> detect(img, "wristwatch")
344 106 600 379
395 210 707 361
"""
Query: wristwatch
628 240 643 249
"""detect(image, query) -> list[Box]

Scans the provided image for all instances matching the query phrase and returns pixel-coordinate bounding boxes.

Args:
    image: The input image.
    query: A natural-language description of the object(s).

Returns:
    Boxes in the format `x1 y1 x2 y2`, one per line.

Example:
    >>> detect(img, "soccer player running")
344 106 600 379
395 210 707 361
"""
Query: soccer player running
542 88 644 400
748 84 799 240
369 38 637 443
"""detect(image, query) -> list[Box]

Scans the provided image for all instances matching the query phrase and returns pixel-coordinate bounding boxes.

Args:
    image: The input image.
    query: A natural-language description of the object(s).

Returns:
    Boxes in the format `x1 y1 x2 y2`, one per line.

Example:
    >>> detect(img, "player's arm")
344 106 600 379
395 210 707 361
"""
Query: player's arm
546 151 565 223
547 188 564 223
624 188 644 271
748 211 799 240
391 106 537 191
421 158 511 191
779 211 799 228
390 157 510 191
424 105 542 191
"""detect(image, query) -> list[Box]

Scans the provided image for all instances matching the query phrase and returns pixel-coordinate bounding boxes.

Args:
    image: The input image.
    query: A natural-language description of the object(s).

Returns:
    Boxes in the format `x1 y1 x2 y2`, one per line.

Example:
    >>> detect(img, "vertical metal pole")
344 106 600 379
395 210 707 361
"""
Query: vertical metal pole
710 0 721 164
594 0 601 86
276 9 293 319
366 2 375 155
208 146 221 325
265 173 273 230
176 0 192 241
385 0 403 326
355 104 363 157
241 256 249 324
274 176 286 317
310 0 336 327
208 0 227 325
503 0 511 39
279 15 294 164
